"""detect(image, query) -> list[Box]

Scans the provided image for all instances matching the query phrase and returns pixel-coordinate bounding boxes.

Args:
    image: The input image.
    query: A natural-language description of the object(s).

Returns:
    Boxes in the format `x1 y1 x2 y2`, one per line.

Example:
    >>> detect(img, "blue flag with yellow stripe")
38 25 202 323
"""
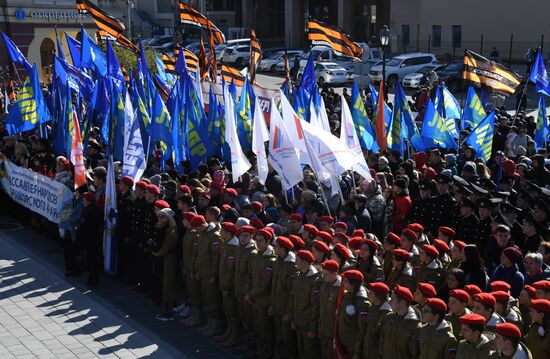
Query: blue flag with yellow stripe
534 95 549 151
462 86 486 130
392 83 425 152
421 98 457 150
235 76 254 151
465 111 495 162
350 82 377 151
6 65 51 135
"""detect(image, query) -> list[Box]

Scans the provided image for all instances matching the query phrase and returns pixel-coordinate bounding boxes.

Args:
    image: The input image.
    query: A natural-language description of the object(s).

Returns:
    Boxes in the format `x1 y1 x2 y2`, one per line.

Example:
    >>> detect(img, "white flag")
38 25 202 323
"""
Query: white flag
224 84 251 180
122 94 146 183
268 98 303 190
123 92 133 153
103 156 117 275
310 97 331 133
340 95 373 181
252 102 269 184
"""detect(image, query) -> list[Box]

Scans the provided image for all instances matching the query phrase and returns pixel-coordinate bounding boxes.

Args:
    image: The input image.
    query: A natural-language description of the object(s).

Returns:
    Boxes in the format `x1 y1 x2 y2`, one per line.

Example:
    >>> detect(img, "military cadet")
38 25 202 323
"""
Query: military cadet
233 225 258 353
319 216 334 233
475 198 495 251
456 198 479 243
380 285 421 359
416 244 443 289
492 290 523 331
414 282 437 312
522 214 544 254
448 240 466 272
400 228 420 267
533 280 550 300
270 236 297 359
427 174 457 236
419 298 458 359
493 322 533 358
331 243 354 272
356 238 384 284
316 231 334 245
524 299 550 359
387 248 417 292
472 292 506 333
362 282 392 359
151 200 171 305
302 224 318 251
409 180 435 228
116 176 135 279
312 240 331 270
456 313 497 359
437 226 456 245
182 212 202 327
519 285 536 331
247 228 277 359
433 239 451 269
446 289 472 339
215 222 239 347
287 214 303 236
141 184 160 293
318 260 341 359
383 233 400 279
289 250 321 359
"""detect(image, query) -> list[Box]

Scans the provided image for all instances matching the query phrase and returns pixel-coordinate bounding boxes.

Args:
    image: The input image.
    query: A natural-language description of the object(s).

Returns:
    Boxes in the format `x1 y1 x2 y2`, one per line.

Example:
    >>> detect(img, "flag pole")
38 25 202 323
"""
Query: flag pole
145 136 152 161
511 81 529 127
11 63 22 86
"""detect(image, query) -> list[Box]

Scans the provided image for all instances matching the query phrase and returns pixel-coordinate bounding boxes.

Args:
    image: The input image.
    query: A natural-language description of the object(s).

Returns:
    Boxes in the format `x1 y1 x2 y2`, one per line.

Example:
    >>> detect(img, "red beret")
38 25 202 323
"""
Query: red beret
250 218 264 229
474 292 496 307
251 201 263 212
238 225 256 235
316 231 334 244
363 239 379 253
182 212 197 221
433 239 449 253
342 269 364 282
297 250 314 263
392 248 410 261
491 291 510 302
290 214 302 222
531 299 550 313
225 188 238 197
255 228 272 240
221 222 237 234
303 224 319 235
146 184 160 195
121 176 134 186
425 298 447 313
438 226 456 236
502 247 523 263
417 282 436 298
368 282 390 294
449 289 470 303
221 204 232 212
333 243 351 260
422 244 439 258
348 237 364 250
394 285 414 303
135 181 147 190
401 228 418 241
179 185 191 194
289 234 305 249
407 223 424 233
490 281 511 292
321 259 340 272
496 323 521 338
386 232 401 245
319 216 334 224
464 285 483 296
332 222 348 231
190 215 206 228
83 192 96 202
276 236 294 251
199 192 212 200
333 232 350 244
154 200 170 209
523 285 537 298
533 280 550 291
313 240 331 255
459 313 486 326
453 240 466 250
352 229 366 239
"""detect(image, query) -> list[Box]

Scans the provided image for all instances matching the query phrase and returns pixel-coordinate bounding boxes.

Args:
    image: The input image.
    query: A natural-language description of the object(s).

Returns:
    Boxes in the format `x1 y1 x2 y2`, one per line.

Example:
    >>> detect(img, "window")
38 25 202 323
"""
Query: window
452 25 462 49
401 25 410 47
431 25 442 48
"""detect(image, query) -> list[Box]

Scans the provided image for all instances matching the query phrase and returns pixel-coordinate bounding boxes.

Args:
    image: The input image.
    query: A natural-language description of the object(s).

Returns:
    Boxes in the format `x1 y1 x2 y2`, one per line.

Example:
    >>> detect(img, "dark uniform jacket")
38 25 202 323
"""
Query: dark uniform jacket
289 266 321 333
337 286 370 357
362 301 391 359
271 252 297 316
318 276 341 341
418 320 458 359
456 333 496 359
380 306 421 359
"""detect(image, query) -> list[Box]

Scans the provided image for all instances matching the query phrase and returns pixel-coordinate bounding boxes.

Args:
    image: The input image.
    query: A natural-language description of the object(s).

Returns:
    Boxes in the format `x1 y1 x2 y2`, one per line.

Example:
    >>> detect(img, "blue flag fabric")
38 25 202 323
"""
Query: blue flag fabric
55 27 66 61
393 83 425 152
534 95 549 151
51 79 69 155
175 45 188 75
106 40 124 83
465 111 495 162
65 33 82 68
207 86 222 155
434 86 459 139
168 84 186 174
1 32 32 72
6 65 52 135
299 53 316 96
530 50 550 97
54 56 94 100
150 88 173 158
462 86 487 130
235 76 254 151
293 54 316 121
420 98 457 150
80 28 107 77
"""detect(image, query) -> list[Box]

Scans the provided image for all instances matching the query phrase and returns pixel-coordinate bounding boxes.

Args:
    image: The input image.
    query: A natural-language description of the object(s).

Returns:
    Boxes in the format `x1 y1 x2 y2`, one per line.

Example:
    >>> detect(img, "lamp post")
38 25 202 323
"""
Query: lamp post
127 0 134 39
379 25 390 84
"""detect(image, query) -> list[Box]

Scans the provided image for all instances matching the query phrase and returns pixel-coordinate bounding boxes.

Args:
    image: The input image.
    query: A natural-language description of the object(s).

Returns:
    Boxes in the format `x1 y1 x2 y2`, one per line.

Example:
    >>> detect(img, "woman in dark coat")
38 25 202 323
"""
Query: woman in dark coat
460 245 489 291
77 192 103 287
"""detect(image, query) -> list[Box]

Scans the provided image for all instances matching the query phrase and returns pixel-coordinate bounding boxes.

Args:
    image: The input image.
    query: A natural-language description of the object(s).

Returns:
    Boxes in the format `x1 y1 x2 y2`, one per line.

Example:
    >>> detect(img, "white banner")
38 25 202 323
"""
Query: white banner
0 160 73 223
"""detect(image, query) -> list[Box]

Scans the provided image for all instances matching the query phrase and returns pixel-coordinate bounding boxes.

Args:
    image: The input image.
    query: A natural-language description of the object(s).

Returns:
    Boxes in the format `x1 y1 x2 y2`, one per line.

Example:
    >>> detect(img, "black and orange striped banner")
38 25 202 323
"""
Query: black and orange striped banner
179 2 225 44
199 38 208 80
165 48 199 74
207 22 218 83
307 19 363 59
462 49 520 95
249 28 262 84
76 0 87 14
162 54 176 73
7 80 15 102
221 64 245 87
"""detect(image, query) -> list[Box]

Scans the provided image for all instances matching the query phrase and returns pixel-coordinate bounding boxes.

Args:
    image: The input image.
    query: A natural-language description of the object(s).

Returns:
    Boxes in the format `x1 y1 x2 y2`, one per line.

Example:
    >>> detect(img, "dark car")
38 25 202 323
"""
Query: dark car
436 61 465 92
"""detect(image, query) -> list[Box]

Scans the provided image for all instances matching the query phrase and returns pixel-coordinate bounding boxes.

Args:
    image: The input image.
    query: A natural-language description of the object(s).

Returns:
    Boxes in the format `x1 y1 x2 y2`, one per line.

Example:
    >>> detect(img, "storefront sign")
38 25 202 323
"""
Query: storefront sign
14 8 87 22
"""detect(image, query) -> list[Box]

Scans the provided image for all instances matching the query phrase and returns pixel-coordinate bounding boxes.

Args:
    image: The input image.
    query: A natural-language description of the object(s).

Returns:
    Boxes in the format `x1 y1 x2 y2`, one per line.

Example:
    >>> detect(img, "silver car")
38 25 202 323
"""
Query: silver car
298 62 349 86
259 50 304 72
401 64 444 88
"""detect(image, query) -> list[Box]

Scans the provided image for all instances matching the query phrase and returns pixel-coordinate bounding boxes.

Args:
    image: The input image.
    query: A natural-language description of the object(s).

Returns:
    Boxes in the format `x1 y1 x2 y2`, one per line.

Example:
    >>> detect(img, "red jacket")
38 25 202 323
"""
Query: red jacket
392 194 412 232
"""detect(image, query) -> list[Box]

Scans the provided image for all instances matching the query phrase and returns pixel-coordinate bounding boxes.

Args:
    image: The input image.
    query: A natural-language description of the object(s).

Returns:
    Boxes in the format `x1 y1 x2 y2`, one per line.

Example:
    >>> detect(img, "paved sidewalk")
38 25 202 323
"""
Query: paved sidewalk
0 229 177 359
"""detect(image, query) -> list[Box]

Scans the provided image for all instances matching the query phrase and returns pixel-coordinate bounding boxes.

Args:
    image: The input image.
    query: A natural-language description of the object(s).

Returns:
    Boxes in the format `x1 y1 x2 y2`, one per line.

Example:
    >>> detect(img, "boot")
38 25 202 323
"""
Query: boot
214 319 231 342
222 320 241 348
197 317 212 333
183 309 201 327
203 318 222 337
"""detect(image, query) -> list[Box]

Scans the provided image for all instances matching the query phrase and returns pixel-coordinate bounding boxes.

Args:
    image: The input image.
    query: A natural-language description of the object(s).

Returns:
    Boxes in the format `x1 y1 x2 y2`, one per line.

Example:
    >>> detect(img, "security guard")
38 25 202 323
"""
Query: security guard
318 260 341 359
409 180 435 228
455 313 497 359
362 282 392 359
418 298 458 359
427 174 457 236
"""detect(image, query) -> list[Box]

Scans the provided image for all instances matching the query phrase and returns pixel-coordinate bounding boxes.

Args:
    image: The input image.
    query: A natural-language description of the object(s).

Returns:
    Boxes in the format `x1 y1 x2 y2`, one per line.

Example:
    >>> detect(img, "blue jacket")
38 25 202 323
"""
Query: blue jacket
491 264 525 298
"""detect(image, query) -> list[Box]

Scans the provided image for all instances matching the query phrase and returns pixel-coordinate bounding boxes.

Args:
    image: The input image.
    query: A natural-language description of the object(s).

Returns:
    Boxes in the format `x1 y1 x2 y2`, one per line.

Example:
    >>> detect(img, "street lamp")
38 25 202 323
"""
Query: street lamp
380 25 390 91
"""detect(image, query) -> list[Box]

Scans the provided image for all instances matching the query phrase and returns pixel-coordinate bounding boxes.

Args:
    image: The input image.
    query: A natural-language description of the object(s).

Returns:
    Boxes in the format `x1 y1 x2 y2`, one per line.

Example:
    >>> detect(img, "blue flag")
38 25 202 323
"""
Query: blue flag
235 76 254 151
55 27 66 61
350 82 376 151
462 86 487 130
207 86 222 155
65 33 82 68
6 65 51 135
299 53 316 96
175 45 188 75
530 49 550 97
434 86 459 139
150 88 173 158
420 98 457 150
534 95 549 151
465 111 495 162
106 40 124 83
80 28 107 77
392 83 425 152
54 56 94 100
1 32 32 72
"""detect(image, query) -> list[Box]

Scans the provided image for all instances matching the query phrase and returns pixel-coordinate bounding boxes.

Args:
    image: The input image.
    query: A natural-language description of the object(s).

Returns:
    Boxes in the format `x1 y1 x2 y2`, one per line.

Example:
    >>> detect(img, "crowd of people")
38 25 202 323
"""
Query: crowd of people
0 80 550 359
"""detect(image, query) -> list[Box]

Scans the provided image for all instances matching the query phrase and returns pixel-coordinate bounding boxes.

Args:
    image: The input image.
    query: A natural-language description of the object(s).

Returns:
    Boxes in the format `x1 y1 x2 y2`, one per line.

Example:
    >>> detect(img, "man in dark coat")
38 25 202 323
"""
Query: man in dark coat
78 192 103 286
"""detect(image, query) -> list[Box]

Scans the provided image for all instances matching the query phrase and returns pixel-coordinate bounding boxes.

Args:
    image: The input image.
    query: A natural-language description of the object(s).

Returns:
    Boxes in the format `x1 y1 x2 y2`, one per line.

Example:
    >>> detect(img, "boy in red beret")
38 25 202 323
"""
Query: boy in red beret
456 313 496 358
318 260 340 359
418 298 457 358
494 323 531 359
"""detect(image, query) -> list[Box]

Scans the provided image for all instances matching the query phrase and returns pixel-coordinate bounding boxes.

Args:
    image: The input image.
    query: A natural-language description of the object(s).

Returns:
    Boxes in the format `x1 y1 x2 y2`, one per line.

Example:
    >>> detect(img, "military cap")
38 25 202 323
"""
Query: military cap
333 243 352 259
321 259 339 272
392 248 410 261
491 291 510 302
303 224 319 235
422 244 439 258
313 240 331 256
386 232 401 245
490 281 511 292
438 226 456 237
368 282 390 294
496 323 521 338
474 292 496 306
154 200 170 209
394 285 414 303
459 313 486 326
289 234 305 249
476 198 494 209
449 289 470 303
531 299 550 313
417 282 437 298
425 298 447 313
296 250 314 263
221 222 237 235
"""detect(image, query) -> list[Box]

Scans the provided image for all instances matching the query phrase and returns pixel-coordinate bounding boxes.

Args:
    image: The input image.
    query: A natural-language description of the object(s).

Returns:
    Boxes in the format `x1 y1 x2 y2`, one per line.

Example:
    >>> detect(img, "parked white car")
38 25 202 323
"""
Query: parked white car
369 52 437 87
401 64 444 88
221 45 251 66
259 50 304 72
298 62 348 86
